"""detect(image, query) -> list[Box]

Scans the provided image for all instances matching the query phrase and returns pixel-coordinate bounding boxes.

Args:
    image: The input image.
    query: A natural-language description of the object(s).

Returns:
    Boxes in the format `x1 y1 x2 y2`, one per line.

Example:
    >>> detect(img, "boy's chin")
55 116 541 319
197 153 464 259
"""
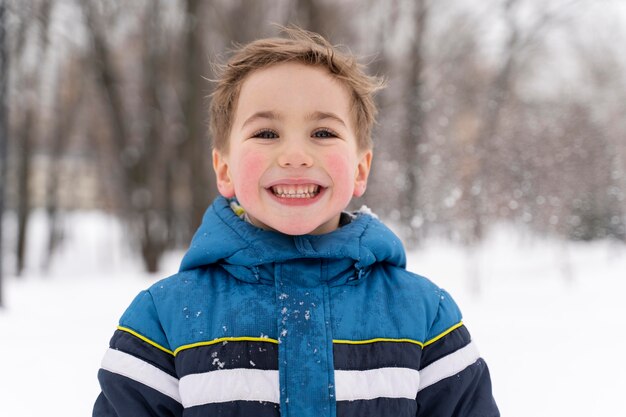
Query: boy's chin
279 225 335 236
251 215 341 236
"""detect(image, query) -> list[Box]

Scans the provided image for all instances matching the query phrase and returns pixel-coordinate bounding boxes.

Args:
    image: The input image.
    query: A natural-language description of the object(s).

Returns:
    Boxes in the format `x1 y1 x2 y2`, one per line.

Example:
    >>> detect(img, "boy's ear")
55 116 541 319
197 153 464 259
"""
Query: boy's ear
353 150 373 197
212 149 236 198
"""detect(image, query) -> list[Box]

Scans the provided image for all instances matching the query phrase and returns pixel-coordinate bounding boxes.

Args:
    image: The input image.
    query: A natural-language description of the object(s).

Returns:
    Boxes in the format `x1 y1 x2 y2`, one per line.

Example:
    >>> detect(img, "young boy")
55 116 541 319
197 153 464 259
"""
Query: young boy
93 28 499 417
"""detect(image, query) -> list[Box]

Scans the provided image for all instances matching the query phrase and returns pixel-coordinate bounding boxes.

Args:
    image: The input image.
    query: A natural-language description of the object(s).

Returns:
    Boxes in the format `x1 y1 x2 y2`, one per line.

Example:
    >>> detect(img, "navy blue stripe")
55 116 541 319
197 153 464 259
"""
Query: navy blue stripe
420 325 471 369
109 329 177 377
337 397 417 417
184 400 280 417
333 341 422 371
175 341 278 377
95 369 183 416
416 358 500 416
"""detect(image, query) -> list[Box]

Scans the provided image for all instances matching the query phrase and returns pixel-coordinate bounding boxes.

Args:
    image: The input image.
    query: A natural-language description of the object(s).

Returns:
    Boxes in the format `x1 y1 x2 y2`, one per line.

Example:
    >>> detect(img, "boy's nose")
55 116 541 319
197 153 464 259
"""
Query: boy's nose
277 142 314 168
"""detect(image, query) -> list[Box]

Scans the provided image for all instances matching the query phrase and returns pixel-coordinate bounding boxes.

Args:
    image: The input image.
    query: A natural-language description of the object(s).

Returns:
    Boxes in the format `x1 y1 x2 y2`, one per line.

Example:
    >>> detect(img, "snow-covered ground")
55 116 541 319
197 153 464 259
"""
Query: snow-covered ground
1 212 625 416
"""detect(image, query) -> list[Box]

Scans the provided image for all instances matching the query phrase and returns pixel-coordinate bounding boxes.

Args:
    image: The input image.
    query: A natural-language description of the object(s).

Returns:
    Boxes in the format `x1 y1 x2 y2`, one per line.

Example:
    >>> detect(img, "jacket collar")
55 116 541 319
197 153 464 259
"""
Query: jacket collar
179 197 406 285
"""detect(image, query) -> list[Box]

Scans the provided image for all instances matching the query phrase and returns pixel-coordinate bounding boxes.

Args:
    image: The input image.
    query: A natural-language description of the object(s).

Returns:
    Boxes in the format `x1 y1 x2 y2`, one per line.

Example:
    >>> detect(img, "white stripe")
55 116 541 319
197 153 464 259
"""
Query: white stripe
335 367 421 401
179 368 279 407
418 341 480 392
101 348 181 403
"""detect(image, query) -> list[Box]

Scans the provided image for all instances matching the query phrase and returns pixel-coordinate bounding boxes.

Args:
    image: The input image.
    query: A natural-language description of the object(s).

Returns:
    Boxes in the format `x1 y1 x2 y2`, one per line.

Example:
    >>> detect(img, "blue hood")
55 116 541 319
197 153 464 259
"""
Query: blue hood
179 197 406 284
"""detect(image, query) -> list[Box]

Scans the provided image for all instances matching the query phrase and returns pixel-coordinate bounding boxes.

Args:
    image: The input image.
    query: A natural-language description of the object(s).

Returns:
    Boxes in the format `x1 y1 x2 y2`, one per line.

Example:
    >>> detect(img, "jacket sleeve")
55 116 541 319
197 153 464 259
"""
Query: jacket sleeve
93 290 183 417
415 289 499 417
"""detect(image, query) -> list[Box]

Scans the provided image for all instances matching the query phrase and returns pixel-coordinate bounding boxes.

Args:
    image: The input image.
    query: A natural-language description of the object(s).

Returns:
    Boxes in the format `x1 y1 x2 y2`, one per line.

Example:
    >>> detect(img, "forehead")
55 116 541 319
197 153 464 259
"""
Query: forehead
232 62 354 127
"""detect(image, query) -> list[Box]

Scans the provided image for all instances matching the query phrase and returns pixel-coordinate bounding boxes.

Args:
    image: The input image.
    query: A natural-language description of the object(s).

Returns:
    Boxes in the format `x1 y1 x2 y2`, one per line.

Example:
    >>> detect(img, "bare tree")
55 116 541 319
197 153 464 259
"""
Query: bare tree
14 0 53 276
399 0 429 245
0 0 9 306
78 0 218 272
349 0 405 216
465 0 578 242
180 0 213 233
15 93 35 276
80 0 172 272
42 53 85 271
571 15 626 242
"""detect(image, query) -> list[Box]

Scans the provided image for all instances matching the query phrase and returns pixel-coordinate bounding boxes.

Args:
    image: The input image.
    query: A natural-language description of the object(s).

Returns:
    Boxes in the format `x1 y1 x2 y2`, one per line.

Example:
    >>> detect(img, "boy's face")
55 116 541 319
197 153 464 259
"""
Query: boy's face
213 62 372 235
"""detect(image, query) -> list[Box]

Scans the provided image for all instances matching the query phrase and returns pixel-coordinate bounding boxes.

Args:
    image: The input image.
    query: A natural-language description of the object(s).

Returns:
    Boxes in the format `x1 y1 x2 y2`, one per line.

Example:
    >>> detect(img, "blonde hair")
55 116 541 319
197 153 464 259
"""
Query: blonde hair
209 27 385 152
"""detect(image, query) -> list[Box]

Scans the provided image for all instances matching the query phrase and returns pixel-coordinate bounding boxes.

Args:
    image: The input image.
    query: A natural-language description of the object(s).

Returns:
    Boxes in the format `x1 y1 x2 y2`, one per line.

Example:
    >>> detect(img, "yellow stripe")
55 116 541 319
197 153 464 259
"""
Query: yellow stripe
423 321 464 347
117 326 175 356
173 336 279 356
333 338 425 347
332 321 464 348
117 321 464 358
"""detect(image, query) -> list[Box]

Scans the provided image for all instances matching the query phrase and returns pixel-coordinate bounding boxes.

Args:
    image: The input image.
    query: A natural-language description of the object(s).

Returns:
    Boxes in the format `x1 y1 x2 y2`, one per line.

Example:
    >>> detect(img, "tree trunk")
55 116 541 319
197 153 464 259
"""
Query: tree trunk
82 0 175 273
400 0 428 246
43 62 82 271
16 108 34 276
136 1 167 273
182 0 213 232
0 0 9 306
15 0 53 276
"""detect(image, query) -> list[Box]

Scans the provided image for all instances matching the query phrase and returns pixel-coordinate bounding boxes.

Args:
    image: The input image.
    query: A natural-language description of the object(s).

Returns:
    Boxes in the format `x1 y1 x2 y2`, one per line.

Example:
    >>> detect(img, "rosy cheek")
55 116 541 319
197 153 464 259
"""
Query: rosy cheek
241 152 265 175
324 153 351 174
324 153 352 184
235 151 266 194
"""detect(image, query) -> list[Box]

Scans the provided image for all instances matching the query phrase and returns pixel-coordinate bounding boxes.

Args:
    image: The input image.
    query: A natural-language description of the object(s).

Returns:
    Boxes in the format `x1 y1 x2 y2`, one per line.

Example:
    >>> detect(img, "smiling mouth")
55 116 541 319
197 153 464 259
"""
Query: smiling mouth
270 184 321 199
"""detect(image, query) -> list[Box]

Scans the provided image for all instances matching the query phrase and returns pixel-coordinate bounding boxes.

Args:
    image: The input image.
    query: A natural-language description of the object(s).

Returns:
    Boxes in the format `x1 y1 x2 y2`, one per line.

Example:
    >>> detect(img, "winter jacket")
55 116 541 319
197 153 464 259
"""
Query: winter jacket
93 196 499 417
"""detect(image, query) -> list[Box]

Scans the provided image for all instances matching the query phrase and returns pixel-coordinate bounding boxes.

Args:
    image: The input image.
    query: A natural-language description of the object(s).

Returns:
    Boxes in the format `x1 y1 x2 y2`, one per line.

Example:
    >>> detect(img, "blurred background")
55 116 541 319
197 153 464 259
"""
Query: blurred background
0 0 625 416
2 0 625 280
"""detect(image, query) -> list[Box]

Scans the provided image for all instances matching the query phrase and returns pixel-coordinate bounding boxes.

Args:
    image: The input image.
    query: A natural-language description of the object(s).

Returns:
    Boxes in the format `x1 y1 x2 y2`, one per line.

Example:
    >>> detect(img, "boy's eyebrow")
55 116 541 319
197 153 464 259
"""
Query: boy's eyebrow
306 111 347 127
241 111 280 129
240 110 347 129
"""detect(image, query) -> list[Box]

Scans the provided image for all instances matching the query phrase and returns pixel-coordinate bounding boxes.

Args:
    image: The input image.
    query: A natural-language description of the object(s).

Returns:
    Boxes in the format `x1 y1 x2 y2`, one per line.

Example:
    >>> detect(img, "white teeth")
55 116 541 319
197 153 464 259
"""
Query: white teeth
271 184 320 198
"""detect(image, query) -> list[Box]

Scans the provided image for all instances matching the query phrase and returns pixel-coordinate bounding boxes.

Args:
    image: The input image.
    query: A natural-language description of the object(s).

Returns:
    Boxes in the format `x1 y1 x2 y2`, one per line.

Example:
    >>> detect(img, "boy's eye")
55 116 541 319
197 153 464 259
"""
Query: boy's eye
312 129 338 139
252 129 279 139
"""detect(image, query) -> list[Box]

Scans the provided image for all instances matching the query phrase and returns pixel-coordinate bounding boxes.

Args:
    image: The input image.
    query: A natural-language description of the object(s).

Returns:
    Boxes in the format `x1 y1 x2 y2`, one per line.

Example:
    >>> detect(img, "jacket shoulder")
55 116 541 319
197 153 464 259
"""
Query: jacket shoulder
117 287 171 352
391 267 463 340
118 269 217 351
331 264 462 344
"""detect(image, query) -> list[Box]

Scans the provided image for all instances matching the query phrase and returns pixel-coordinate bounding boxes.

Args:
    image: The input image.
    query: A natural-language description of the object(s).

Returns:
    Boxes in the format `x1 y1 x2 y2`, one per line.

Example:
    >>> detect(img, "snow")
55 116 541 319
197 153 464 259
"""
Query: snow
407 227 626 416
1 214 625 416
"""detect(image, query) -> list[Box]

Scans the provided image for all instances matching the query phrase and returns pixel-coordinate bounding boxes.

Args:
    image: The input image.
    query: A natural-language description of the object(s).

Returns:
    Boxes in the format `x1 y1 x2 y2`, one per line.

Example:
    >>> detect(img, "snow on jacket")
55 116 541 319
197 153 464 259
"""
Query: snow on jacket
93 196 499 417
